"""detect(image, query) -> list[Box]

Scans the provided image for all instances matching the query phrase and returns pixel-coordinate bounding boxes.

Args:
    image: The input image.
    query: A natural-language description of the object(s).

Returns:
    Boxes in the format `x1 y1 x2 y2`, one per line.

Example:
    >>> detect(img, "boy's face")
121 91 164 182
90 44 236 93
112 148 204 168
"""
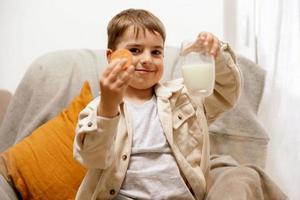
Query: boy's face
110 26 164 90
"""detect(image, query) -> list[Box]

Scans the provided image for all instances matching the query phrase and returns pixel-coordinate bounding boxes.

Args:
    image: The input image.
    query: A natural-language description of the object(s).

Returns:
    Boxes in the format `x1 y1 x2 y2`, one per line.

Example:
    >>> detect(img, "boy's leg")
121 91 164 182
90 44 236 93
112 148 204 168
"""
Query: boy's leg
206 165 264 200
206 155 288 200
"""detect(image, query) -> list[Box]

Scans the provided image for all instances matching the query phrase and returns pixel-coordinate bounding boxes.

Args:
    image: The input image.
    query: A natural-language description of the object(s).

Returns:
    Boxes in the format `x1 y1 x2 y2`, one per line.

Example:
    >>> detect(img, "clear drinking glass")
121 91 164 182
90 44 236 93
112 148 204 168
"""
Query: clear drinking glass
179 41 215 97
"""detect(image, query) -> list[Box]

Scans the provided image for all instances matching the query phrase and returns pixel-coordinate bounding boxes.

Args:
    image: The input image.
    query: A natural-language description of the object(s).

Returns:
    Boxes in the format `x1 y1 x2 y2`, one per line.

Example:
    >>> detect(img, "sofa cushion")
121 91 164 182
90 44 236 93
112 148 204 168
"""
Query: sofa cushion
0 81 92 200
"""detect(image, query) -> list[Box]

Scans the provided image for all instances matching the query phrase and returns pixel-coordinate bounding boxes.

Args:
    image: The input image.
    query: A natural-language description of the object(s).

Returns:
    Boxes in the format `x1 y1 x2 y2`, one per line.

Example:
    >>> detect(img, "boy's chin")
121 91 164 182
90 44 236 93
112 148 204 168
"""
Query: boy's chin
128 82 157 90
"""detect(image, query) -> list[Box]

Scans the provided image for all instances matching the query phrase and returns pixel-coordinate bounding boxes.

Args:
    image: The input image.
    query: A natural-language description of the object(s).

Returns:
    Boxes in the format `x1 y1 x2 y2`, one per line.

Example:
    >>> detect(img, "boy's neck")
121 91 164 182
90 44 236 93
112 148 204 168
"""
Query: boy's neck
124 86 154 104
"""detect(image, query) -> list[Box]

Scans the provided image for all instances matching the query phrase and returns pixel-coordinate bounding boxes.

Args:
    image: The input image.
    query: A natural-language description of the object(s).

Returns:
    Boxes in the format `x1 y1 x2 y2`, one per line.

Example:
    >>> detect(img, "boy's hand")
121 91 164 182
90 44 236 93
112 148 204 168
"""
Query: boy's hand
196 32 220 58
98 59 134 117
182 32 220 59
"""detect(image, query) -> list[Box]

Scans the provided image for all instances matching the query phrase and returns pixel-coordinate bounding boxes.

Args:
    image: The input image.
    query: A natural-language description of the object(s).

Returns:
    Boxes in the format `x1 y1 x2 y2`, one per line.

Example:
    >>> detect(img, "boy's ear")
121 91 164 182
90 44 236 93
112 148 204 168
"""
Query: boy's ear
106 49 113 63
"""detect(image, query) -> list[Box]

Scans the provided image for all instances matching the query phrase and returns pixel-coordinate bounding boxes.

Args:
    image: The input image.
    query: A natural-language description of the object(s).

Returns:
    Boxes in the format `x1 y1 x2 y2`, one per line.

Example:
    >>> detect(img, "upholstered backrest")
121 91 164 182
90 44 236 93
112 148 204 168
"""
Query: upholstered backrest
0 90 12 126
0 47 268 167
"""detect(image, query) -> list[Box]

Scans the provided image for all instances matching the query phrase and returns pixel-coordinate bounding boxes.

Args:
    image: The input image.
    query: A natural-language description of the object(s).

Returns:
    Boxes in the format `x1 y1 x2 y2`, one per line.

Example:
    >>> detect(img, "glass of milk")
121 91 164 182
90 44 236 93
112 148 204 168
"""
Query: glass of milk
180 41 215 97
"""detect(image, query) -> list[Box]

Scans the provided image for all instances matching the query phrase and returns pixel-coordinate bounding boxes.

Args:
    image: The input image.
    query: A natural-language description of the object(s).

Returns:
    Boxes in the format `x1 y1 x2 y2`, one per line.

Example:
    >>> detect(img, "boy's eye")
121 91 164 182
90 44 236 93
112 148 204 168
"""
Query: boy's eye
129 48 140 54
152 50 163 56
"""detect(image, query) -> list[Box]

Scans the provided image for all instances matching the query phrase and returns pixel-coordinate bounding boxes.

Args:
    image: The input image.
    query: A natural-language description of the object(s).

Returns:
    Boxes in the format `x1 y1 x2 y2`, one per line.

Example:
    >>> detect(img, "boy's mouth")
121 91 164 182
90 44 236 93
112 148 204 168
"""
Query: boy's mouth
135 68 156 73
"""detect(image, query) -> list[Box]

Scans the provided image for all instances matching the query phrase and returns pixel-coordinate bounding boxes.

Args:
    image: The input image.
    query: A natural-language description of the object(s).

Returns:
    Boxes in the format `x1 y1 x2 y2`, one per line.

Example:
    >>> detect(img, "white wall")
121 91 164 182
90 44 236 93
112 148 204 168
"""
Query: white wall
223 0 257 61
0 0 224 93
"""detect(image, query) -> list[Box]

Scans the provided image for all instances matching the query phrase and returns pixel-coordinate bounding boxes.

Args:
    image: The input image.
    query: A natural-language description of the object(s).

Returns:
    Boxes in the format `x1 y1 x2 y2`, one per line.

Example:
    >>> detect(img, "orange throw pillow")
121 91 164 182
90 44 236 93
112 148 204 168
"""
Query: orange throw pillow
1 81 93 200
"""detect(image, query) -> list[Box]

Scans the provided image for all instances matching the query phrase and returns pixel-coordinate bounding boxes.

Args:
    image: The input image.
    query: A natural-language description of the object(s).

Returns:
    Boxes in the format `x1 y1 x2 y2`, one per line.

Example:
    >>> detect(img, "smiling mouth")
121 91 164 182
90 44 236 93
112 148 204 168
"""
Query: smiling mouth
135 69 155 72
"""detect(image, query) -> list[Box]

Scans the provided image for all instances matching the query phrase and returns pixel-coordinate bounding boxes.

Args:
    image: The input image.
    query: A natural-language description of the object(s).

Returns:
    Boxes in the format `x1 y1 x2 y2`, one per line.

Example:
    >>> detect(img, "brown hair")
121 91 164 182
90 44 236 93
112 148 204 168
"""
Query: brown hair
107 8 166 50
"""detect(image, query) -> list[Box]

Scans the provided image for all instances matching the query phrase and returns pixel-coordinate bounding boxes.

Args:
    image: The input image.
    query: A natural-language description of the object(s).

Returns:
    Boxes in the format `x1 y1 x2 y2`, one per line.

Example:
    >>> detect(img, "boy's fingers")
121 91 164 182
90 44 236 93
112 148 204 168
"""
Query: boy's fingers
180 44 194 56
124 64 135 74
115 65 135 88
102 59 121 77
182 37 204 56
103 58 127 77
111 58 128 74
198 32 208 39
121 66 135 82
210 37 220 58
106 59 128 82
114 74 132 89
203 34 213 53
114 78 126 88
204 34 213 46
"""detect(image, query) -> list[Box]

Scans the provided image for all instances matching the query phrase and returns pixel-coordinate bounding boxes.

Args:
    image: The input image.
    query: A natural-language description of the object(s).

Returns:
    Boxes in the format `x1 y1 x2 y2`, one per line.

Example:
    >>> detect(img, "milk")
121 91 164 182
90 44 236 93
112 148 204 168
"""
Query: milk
182 63 215 96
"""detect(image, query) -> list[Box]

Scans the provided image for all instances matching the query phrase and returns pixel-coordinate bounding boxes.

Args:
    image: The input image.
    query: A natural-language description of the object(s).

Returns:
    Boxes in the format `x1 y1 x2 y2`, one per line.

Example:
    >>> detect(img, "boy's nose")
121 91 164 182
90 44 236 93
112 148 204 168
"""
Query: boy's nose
140 51 152 65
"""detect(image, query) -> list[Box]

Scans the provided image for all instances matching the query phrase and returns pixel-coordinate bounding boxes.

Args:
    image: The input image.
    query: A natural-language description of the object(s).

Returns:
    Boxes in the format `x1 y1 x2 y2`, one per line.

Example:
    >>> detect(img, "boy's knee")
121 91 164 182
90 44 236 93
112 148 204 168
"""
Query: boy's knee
206 166 264 200
220 166 262 191
210 166 261 184
234 166 261 183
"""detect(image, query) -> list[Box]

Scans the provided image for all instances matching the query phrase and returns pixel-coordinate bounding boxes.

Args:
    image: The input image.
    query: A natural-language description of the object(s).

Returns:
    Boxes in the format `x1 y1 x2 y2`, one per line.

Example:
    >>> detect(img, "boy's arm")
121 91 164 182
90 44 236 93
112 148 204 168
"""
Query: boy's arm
73 97 119 169
204 42 242 124
73 56 135 169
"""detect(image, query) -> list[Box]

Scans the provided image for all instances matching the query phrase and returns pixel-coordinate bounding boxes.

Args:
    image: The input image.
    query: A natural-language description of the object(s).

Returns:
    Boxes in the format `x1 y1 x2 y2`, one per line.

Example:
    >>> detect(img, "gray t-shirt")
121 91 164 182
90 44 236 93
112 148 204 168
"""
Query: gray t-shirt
115 96 195 200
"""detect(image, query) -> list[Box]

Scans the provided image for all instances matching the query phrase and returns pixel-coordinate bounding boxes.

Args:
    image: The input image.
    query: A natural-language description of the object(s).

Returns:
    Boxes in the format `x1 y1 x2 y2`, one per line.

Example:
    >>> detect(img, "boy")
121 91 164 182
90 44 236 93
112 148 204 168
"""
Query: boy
73 8 287 200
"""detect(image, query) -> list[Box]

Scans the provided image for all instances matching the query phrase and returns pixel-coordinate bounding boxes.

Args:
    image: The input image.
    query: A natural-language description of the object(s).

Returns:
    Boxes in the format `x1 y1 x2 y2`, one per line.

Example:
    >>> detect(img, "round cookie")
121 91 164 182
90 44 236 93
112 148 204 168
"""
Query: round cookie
111 49 133 69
